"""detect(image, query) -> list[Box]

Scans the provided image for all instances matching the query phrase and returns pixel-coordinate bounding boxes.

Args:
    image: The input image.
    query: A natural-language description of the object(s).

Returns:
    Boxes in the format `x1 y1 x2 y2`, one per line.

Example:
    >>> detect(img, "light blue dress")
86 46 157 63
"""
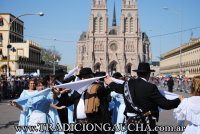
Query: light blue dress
16 89 64 134
173 96 200 134
67 90 74 123
16 90 38 134
48 92 64 134
110 91 127 134
25 94 52 134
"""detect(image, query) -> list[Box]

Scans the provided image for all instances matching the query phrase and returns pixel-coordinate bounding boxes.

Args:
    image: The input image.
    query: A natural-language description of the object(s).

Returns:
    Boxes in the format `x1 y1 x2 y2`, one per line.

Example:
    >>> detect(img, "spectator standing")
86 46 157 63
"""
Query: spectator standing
167 77 174 92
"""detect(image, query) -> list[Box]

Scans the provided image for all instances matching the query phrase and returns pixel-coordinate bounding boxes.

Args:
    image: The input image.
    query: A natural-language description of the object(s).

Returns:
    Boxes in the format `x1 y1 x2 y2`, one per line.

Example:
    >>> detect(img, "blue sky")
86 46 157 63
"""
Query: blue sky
1 0 200 66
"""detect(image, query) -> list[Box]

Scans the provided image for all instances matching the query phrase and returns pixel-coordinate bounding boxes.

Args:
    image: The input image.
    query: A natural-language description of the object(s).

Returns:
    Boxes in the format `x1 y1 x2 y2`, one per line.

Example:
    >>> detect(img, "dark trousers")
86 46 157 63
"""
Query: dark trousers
168 86 173 92
57 109 69 134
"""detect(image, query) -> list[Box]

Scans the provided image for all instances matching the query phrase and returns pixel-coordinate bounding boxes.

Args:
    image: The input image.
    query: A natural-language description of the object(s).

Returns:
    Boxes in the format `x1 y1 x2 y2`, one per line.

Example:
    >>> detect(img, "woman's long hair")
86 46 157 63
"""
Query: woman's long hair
191 76 200 96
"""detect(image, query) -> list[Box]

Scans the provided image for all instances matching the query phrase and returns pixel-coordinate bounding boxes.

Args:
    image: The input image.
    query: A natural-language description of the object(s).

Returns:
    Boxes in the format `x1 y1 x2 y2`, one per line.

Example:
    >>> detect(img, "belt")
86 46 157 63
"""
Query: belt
77 119 88 123
127 111 157 120
76 118 99 123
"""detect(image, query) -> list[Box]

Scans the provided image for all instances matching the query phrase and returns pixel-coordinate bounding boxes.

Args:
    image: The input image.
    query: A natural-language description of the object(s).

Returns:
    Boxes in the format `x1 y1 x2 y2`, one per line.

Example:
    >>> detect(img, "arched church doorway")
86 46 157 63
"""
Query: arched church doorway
94 63 101 72
126 63 132 75
108 61 117 75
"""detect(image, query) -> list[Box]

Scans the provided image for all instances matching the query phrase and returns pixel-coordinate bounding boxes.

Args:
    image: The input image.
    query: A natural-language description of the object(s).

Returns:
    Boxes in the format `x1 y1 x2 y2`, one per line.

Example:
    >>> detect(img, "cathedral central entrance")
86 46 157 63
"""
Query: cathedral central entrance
108 61 117 75
94 63 101 72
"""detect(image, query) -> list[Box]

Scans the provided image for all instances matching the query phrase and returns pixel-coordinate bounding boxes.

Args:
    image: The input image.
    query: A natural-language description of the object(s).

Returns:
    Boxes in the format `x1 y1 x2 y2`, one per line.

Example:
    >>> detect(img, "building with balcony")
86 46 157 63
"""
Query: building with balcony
160 38 200 77
0 13 67 76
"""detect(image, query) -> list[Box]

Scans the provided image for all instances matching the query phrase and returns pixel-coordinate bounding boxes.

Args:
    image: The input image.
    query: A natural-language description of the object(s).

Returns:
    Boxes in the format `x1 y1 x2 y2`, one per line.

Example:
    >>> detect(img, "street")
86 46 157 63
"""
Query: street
0 89 189 134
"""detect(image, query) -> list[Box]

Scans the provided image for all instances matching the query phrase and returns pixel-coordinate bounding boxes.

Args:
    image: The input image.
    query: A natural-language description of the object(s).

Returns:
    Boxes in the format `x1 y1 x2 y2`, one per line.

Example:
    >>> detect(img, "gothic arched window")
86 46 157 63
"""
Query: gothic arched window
124 18 128 33
99 17 103 32
130 18 134 32
94 17 98 33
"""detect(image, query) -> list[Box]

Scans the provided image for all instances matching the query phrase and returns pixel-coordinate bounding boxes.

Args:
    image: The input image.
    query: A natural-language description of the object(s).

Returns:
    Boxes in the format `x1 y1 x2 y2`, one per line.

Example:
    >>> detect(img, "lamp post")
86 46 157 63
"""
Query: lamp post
1 12 44 77
52 38 56 75
163 7 183 90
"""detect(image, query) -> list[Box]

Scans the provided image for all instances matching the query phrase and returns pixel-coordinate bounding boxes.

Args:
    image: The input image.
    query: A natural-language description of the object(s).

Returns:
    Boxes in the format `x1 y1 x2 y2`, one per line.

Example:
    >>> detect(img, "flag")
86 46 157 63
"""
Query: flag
54 76 105 94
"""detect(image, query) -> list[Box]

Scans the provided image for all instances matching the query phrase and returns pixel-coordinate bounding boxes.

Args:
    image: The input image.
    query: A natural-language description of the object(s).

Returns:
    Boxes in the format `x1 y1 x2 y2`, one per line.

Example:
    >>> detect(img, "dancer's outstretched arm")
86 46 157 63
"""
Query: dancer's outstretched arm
9 100 23 111
50 104 66 110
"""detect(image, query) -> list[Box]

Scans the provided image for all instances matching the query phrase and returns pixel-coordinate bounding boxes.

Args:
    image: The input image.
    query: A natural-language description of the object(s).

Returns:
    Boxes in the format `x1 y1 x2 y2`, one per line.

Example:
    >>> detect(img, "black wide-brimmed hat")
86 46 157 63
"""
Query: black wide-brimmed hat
77 68 94 77
133 63 155 72
55 69 68 77
94 72 106 77
112 72 123 79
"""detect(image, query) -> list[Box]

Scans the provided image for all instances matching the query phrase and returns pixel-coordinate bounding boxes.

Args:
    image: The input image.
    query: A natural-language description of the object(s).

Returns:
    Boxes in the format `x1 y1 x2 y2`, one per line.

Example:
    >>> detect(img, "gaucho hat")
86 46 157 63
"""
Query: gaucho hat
77 67 94 77
133 62 155 72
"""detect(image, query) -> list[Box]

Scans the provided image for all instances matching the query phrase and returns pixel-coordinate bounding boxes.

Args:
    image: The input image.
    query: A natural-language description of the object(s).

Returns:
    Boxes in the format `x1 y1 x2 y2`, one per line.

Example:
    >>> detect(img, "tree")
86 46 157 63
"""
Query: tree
41 48 61 62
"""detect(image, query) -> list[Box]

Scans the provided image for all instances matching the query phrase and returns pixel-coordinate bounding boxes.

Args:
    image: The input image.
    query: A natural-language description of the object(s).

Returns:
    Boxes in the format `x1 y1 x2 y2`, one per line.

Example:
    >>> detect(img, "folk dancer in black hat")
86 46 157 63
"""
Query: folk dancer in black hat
104 62 184 134
53 69 70 126
57 67 111 134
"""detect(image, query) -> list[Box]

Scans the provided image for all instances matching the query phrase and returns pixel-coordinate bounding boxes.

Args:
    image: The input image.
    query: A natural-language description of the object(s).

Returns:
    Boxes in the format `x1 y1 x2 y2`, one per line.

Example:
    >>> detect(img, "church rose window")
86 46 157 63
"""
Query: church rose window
110 43 117 51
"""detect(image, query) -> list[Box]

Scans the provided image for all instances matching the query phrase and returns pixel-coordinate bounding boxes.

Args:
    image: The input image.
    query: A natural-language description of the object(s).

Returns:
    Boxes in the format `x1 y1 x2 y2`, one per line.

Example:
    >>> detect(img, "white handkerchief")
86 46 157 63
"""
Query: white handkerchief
158 89 179 112
64 66 78 79
111 77 125 84
54 76 105 94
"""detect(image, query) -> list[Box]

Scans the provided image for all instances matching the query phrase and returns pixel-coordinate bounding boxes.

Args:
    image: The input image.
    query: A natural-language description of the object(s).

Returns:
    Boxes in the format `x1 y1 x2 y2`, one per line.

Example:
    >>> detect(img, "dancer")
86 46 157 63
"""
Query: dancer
104 63 183 134
174 76 200 134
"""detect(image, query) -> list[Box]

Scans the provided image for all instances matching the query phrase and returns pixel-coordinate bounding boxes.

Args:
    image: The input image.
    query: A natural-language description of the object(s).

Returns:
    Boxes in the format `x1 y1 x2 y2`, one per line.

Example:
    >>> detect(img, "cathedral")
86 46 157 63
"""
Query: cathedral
76 0 151 76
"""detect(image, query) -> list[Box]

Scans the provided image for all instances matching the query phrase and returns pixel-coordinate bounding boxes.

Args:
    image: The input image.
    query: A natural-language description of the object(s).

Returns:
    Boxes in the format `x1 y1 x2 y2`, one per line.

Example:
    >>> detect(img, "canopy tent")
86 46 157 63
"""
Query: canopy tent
30 72 39 77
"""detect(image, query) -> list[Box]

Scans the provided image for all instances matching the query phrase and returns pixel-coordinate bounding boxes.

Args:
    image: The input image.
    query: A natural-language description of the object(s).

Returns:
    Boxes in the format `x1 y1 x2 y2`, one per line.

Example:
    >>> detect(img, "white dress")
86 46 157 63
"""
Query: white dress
173 96 200 134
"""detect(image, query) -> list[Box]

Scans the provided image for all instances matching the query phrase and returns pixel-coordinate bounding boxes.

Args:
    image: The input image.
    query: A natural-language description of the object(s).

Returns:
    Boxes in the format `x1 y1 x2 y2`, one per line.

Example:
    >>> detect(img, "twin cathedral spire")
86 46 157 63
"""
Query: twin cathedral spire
90 0 138 34
77 0 143 75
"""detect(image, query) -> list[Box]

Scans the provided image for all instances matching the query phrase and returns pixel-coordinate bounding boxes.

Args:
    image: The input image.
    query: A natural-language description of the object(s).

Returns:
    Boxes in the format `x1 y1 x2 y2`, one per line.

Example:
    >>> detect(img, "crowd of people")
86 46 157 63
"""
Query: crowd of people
2 63 200 134
150 76 192 93
0 75 40 101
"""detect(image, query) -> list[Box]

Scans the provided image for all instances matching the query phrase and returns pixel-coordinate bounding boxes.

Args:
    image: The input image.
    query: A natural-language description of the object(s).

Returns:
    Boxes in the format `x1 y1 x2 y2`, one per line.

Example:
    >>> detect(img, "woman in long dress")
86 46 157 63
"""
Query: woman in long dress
173 76 200 134
110 72 127 134
36 79 65 134
9 80 38 134
25 89 65 134
10 79 65 134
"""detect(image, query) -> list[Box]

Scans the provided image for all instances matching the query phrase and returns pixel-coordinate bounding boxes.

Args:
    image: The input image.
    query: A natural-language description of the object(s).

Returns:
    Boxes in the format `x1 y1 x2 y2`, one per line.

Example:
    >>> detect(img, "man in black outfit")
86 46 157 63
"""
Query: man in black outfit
167 76 174 92
54 69 69 125
57 68 111 134
104 63 184 134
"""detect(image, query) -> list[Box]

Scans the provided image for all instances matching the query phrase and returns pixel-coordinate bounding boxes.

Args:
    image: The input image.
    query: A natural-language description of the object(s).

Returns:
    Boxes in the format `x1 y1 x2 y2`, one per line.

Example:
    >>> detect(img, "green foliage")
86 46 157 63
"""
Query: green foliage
41 48 61 62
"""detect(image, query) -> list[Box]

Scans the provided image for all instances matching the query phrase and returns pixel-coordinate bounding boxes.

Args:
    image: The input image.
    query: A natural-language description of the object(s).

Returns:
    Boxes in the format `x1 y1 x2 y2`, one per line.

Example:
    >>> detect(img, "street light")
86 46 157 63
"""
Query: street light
52 38 56 75
0 12 44 77
163 7 183 89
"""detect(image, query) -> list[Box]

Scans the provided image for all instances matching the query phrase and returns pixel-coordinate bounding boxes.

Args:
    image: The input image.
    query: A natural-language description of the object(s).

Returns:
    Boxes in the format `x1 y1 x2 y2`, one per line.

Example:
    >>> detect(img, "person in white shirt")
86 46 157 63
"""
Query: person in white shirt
174 76 200 134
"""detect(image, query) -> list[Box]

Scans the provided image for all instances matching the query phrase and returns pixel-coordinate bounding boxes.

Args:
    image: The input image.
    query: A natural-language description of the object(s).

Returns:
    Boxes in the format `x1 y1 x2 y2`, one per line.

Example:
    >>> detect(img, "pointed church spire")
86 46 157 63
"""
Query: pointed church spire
112 1 117 26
